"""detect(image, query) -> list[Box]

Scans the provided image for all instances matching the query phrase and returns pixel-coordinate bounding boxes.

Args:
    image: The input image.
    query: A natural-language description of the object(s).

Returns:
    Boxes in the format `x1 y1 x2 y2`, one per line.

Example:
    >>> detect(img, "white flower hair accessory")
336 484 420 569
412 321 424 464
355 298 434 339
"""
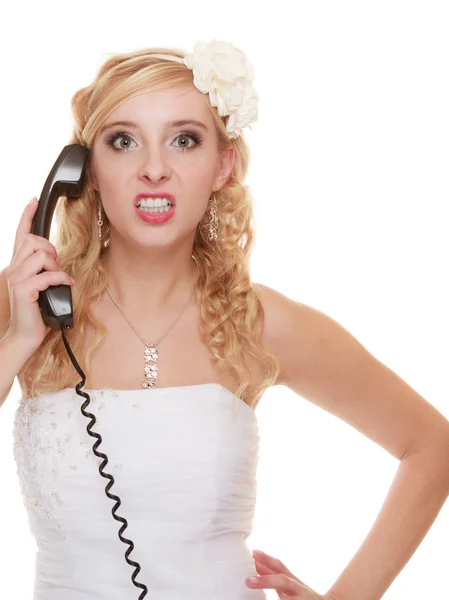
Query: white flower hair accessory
152 40 259 139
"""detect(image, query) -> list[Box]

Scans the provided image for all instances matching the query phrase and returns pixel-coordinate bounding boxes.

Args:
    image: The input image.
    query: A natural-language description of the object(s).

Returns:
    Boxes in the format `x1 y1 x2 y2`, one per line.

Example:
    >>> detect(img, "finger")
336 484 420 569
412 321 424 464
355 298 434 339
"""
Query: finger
9 234 59 277
253 550 296 580
8 250 61 286
247 573 301 596
13 197 39 257
254 559 276 576
15 270 75 303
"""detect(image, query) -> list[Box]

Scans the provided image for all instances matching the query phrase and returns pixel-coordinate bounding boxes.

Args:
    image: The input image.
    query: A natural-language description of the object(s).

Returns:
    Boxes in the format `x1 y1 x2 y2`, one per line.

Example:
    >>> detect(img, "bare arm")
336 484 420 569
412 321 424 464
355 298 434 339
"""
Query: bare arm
0 266 13 401
0 267 10 336
0 332 34 408
257 284 449 600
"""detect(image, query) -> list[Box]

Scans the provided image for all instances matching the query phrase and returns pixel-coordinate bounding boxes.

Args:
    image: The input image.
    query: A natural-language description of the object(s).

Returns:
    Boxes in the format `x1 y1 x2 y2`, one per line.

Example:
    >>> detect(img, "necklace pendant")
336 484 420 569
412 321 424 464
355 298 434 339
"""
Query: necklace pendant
142 345 158 389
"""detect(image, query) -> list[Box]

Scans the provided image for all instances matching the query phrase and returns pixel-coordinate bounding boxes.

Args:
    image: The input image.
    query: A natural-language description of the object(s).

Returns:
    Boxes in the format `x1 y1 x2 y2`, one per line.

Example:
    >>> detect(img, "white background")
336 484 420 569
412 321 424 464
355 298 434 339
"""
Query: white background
0 1 448 598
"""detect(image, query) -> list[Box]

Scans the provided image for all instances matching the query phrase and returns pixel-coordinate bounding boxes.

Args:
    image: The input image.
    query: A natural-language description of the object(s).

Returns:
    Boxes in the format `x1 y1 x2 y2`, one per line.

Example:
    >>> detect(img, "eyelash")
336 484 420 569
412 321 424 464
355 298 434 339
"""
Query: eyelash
105 130 203 153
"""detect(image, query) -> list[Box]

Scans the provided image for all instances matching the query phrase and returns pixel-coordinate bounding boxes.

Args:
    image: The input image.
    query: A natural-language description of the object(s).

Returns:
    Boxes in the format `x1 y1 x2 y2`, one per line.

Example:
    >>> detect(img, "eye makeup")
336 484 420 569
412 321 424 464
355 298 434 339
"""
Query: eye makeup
105 130 204 153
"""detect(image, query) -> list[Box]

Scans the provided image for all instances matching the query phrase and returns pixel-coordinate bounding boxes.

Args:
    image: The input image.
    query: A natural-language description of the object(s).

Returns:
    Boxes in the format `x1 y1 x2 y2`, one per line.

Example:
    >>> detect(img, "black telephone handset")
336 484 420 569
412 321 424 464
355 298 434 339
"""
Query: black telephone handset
31 144 89 330
31 144 148 598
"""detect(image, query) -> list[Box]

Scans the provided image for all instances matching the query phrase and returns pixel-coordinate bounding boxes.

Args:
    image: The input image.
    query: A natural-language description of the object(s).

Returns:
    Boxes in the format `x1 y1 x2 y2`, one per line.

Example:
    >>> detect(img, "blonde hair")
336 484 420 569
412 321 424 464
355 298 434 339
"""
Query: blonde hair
17 46 280 408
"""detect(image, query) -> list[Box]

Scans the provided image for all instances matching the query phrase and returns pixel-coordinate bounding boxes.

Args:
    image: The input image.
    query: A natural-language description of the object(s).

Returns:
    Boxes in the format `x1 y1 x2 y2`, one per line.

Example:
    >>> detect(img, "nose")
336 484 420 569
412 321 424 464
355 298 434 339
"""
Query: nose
138 147 172 183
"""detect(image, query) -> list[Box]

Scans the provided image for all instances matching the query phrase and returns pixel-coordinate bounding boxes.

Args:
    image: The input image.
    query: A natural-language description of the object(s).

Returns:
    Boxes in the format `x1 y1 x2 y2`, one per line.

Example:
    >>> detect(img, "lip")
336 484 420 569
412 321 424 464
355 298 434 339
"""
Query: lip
134 192 176 206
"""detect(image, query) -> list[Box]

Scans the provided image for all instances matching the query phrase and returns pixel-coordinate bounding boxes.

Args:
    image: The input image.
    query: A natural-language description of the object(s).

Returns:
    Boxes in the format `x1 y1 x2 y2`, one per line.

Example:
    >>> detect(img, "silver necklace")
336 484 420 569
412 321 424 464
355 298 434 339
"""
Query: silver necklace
105 255 199 389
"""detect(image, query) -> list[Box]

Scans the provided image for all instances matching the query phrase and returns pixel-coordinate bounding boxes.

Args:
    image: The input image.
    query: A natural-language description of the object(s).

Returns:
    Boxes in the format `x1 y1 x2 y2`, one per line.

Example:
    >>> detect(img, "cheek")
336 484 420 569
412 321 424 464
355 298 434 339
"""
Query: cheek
183 158 218 189
94 163 135 200
182 151 218 179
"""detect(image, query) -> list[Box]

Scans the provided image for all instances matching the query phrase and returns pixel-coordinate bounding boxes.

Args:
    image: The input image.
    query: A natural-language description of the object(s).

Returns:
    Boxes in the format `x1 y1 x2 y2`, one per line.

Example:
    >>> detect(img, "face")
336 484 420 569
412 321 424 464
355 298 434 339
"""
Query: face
90 85 235 251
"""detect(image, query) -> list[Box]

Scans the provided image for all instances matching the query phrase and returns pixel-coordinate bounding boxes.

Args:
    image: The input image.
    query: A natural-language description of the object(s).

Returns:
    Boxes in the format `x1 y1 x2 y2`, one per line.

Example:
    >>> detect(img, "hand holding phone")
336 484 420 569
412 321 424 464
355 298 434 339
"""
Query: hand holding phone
4 198 75 353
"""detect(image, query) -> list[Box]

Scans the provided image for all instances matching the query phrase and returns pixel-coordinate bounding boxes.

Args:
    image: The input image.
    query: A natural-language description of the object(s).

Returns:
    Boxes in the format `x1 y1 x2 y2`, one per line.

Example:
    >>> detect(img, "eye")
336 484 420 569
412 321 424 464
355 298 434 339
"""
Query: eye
172 132 203 150
106 132 136 152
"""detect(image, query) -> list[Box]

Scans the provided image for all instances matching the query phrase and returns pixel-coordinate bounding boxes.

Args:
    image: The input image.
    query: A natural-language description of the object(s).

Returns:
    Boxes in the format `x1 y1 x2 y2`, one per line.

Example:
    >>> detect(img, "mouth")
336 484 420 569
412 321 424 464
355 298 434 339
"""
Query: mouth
134 192 176 208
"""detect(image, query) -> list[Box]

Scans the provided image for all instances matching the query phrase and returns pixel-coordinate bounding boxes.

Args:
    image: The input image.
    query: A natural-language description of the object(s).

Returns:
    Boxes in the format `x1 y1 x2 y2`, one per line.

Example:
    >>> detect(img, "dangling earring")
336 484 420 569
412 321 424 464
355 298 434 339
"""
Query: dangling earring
208 193 219 241
97 201 103 242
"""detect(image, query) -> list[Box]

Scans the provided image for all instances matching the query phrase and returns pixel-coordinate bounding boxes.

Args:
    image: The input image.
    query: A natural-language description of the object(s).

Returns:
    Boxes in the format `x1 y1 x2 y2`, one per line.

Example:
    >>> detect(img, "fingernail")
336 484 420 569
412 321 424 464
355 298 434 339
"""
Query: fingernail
28 197 38 207
253 549 264 556
247 577 259 584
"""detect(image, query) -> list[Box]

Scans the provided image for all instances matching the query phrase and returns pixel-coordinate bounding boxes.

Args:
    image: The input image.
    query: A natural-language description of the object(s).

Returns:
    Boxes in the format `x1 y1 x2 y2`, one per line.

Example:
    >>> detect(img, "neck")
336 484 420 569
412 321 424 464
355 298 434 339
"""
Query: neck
102 241 198 315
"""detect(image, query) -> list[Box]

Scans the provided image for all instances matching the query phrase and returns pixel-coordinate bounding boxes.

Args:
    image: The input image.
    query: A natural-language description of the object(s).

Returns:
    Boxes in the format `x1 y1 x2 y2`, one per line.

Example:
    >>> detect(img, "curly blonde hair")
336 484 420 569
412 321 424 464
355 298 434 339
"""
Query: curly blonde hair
17 46 280 409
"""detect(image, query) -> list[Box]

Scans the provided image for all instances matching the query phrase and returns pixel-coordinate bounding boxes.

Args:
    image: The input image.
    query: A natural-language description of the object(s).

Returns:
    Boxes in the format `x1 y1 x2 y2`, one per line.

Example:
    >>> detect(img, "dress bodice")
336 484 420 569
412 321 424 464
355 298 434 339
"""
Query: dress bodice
12 383 266 599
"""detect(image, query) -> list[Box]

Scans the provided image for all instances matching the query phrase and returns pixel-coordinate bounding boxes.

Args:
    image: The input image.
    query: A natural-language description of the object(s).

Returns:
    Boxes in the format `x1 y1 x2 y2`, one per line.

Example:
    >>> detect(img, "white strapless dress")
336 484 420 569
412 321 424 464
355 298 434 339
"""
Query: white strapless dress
12 383 266 600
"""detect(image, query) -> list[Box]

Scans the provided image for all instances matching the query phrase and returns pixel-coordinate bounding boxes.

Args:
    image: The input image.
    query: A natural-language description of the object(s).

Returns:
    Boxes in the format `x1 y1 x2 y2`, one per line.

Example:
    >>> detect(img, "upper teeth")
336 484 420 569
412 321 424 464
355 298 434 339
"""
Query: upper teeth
137 197 172 207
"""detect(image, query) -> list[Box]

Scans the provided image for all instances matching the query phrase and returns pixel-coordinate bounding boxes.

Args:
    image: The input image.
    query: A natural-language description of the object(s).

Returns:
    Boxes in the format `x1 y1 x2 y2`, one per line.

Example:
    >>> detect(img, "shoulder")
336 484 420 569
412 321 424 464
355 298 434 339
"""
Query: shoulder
253 282 355 391
252 282 311 387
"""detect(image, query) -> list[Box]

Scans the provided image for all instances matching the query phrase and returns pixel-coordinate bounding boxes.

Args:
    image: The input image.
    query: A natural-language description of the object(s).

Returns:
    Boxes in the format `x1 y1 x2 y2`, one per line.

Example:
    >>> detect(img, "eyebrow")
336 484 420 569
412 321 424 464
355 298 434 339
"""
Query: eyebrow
99 119 209 135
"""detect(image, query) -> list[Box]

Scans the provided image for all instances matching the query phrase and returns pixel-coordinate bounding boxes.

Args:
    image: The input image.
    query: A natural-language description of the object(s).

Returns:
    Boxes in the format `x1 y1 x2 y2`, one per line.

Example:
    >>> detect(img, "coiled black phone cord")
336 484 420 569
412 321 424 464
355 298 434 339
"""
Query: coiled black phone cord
61 325 148 598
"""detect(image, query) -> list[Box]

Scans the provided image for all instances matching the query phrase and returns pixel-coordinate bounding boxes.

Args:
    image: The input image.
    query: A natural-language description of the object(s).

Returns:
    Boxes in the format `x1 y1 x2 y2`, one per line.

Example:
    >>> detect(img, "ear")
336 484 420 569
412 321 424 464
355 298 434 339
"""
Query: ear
213 145 236 191
91 171 99 192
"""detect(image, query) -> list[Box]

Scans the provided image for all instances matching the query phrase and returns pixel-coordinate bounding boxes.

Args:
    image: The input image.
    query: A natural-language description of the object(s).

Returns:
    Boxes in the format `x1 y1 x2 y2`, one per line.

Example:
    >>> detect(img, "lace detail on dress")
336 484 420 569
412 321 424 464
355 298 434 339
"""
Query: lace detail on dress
14 396 69 539
12 390 127 540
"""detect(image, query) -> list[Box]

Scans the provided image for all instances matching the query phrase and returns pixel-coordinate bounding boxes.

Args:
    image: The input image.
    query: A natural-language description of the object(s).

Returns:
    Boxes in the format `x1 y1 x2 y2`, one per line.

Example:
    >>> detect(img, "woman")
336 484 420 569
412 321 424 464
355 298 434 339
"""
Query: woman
1 40 449 600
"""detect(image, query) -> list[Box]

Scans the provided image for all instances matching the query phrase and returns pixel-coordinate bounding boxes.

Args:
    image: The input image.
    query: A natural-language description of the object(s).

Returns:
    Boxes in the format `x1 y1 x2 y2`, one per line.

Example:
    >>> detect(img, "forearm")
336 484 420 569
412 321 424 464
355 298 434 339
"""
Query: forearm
0 267 10 335
326 442 449 600
0 331 33 408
